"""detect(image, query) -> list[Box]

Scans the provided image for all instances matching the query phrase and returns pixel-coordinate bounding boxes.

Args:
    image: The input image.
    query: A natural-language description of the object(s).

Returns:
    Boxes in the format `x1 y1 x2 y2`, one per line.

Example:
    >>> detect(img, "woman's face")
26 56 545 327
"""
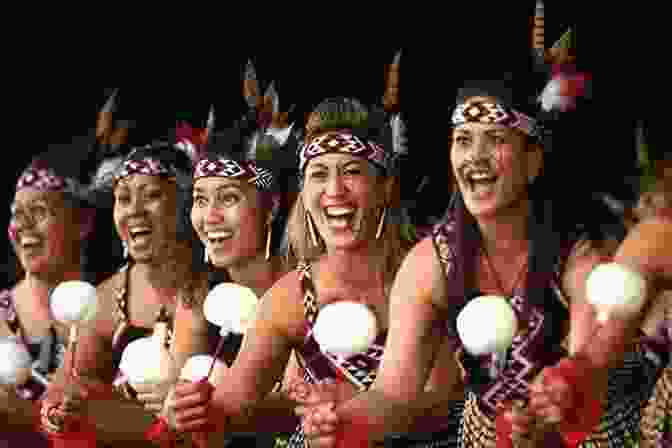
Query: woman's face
302 152 386 251
10 188 79 276
191 177 268 268
451 118 541 219
113 174 179 263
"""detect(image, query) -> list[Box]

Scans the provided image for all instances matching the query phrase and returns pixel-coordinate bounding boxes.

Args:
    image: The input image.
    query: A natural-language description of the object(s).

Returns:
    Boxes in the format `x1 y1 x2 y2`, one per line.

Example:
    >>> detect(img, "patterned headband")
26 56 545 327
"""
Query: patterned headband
299 132 388 172
451 100 542 138
16 166 81 196
193 157 274 191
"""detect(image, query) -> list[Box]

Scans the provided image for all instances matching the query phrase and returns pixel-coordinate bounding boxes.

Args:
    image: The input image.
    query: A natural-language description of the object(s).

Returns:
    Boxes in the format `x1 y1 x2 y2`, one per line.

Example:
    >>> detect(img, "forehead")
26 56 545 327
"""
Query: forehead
12 188 61 207
115 174 167 191
306 153 366 170
193 177 250 194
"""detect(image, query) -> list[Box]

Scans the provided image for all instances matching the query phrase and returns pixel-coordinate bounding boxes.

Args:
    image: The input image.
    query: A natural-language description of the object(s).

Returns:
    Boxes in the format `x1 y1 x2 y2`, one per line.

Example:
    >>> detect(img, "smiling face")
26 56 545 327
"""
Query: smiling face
302 152 388 252
451 112 542 219
10 188 80 276
191 177 269 269
113 174 179 264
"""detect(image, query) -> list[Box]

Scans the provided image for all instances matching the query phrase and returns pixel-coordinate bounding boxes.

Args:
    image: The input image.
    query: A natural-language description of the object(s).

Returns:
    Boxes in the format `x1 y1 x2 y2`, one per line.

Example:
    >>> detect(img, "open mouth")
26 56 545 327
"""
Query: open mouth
20 235 43 252
464 171 499 195
206 230 233 247
324 206 357 229
128 225 153 245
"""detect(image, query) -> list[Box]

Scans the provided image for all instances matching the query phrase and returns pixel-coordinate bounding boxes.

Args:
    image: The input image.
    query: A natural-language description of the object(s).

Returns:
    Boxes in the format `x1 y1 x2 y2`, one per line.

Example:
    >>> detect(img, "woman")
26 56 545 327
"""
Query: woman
1 145 103 446
169 94 466 447
305 59 672 447
168 77 302 446
40 137 205 447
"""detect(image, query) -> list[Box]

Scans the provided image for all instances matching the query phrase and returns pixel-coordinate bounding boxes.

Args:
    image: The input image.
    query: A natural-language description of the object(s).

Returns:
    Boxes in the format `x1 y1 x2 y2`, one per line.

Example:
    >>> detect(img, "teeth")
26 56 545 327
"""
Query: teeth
325 206 355 217
20 236 40 245
129 226 151 236
207 231 233 241
468 172 496 181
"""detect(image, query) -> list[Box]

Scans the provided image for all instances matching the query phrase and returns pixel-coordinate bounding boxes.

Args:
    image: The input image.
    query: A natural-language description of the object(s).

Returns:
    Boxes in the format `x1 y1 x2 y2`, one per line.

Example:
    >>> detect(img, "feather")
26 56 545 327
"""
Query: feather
206 105 215 135
383 50 401 113
243 59 259 109
265 82 279 115
390 114 408 156
267 122 294 146
96 88 119 140
533 0 545 53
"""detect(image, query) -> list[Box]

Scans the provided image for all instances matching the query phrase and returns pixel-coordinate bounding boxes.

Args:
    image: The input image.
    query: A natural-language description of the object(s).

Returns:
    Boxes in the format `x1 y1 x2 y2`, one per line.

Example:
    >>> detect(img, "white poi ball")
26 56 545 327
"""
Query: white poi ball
119 336 177 385
50 280 98 324
585 262 648 324
312 301 378 357
457 295 518 356
0 338 33 385
180 354 226 386
203 283 259 334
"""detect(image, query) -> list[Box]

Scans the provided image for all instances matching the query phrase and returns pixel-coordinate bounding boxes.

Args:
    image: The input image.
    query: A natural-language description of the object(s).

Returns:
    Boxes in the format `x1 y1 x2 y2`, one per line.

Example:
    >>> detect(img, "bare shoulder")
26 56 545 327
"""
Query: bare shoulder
393 237 448 310
92 271 124 338
256 269 305 343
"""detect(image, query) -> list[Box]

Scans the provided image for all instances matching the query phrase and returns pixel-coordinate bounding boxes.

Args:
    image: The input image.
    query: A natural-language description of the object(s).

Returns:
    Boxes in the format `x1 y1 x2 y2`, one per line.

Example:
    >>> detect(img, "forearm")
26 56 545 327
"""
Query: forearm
227 390 298 433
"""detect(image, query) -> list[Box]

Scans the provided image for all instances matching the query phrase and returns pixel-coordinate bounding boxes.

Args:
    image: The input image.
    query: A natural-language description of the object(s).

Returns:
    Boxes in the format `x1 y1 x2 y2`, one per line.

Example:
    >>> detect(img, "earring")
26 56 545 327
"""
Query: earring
122 240 129 260
265 222 272 261
376 207 387 240
305 211 319 247
204 244 209 264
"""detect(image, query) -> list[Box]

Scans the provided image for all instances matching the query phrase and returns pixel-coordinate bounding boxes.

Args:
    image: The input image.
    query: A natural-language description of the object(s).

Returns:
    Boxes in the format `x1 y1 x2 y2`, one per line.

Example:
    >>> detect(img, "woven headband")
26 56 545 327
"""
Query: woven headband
16 167 80 195
193 157 274 191
451 100 542 138
299 132 388 172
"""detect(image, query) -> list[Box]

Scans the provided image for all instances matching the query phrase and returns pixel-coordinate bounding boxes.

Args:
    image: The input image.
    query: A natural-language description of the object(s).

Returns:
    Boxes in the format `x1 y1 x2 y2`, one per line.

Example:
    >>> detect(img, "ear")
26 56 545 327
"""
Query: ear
526 142 544 184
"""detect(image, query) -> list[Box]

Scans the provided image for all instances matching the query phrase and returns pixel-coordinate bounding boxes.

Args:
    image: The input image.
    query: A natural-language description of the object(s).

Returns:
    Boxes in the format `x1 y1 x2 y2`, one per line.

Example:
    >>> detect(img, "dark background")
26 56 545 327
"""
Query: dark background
3 3 660 285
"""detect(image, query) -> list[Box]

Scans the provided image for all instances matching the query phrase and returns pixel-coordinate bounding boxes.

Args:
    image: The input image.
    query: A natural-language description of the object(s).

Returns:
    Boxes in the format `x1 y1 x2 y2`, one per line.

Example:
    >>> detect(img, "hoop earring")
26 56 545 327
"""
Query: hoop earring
122 240 129 260
265 222 272 261
305 211 319 247
376 207 387 240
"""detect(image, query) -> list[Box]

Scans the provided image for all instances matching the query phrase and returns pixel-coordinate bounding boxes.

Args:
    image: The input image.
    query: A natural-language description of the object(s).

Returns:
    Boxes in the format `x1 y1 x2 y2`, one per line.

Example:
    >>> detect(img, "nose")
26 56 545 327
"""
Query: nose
325 173 346 197
204 203 224 225
467 136 492 162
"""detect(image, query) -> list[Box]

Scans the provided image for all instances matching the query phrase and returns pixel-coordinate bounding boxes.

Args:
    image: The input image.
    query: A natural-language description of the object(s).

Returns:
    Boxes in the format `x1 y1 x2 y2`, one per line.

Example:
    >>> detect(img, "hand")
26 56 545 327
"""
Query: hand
166 379 214 433
293 380 357 417
40 380 90 433
497 401 546 447
302 401 339 448
133 380 176 414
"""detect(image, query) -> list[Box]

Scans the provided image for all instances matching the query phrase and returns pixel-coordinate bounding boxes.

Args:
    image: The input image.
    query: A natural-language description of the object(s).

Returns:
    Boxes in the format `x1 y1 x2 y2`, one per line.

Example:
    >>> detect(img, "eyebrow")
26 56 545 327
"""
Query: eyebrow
193 184 242 194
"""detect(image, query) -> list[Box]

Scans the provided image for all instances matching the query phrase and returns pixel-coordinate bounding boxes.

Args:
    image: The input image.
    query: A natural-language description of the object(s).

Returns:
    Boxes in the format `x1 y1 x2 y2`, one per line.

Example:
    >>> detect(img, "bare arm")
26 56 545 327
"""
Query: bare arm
209 271 306 419
338 238 451 437
614 215 672 282
170 296 211 373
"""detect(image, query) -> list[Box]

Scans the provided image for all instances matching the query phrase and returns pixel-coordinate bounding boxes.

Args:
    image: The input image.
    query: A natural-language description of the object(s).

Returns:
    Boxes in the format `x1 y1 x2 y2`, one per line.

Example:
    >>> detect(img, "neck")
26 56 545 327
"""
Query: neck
23 265 82 305
133 262 178 300
324 242 384 285
475 198 531 257
226 254 282 299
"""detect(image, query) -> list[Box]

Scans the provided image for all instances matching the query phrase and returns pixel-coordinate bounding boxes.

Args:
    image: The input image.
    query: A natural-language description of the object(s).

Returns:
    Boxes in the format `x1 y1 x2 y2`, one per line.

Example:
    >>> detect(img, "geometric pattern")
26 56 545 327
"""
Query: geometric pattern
299 132 389 172
193 157 274 191
16 167 80 196
451 101 542 138
115 157 175 181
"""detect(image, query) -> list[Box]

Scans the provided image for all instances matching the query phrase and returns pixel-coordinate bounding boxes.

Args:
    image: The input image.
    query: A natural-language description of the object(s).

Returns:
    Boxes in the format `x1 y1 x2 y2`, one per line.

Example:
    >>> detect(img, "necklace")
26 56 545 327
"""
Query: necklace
480 246 528 298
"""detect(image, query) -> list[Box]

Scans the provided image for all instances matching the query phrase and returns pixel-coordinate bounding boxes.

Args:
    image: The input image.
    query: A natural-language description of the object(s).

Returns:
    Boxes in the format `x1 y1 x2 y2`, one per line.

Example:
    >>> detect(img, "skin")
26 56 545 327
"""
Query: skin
168 152 464 444
1 188 85 431
309 111 642 445
42 174 191 445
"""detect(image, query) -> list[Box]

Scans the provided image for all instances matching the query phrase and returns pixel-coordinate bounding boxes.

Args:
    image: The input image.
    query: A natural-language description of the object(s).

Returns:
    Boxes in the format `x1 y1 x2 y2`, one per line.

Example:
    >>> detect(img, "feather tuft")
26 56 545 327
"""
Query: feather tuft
243 59 260 109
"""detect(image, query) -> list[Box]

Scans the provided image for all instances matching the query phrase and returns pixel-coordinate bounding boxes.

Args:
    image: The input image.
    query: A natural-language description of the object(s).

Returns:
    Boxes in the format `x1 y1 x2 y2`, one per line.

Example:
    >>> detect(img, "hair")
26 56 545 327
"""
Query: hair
287 97 410 283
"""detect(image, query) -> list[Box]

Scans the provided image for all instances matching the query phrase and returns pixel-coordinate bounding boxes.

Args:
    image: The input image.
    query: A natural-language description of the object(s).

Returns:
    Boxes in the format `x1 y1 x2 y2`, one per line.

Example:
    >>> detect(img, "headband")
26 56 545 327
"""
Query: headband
299 131 388 172
193 157 274 191
16 167 79 193
451 100 543 139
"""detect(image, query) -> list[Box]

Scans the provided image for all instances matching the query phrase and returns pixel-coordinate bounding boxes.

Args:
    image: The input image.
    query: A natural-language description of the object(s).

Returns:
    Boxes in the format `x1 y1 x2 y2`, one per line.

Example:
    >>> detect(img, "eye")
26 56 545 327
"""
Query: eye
491 135 506 145
216 192 240 206
308 170 327 180
30 204 49 221
344 167 362 176
193 195 208 207
115 193 131 205
454 135 470 146
145 189 163 200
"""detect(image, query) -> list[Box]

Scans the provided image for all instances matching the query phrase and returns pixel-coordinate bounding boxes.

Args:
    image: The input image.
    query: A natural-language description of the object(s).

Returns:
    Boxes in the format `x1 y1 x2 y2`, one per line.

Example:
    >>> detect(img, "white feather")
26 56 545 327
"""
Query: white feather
391 114 408 155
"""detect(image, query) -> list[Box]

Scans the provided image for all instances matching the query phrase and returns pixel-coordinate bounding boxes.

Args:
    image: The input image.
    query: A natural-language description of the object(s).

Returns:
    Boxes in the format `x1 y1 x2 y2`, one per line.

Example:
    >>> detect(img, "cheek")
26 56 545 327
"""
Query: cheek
113 209 128 240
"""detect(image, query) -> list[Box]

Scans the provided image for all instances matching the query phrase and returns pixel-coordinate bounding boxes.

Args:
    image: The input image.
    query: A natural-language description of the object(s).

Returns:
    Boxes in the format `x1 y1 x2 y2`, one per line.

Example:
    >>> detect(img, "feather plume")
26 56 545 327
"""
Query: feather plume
390 114 408 156
96 88 119 140
383 50 401 114
206 105 215 136
532 0 545 53
243 59 260 109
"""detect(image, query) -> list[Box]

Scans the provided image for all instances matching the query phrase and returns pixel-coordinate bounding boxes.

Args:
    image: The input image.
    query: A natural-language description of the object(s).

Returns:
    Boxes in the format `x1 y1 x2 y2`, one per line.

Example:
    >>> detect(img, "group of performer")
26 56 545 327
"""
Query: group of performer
1 5 671 447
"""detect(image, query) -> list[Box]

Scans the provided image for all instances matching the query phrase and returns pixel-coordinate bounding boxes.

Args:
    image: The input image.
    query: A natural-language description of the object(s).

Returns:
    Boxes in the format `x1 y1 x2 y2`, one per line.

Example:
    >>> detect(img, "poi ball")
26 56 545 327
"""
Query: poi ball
119 336 177 386
203 283 259 334
457 295 518 356
50 280 98 324
0 338 32 385
585 262 647 324
180 354 226 386
312 301 378 357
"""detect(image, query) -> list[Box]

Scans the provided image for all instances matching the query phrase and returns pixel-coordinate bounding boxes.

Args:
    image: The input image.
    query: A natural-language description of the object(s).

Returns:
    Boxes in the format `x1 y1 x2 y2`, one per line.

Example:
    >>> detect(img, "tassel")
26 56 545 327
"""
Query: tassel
204 244 209 264
376 208 387 240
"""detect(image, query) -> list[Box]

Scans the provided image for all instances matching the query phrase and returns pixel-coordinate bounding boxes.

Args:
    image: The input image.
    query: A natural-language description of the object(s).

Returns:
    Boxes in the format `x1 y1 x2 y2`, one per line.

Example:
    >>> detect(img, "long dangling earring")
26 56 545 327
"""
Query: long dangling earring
204 244 209 264
305 211 319 247
265 222 272 261
122 240 129 260
376 207 387 240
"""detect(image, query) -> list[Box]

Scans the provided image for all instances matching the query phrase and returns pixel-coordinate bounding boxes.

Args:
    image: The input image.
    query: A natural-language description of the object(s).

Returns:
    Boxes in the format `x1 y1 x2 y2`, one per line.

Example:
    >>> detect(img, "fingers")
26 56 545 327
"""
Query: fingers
174 404 209 426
